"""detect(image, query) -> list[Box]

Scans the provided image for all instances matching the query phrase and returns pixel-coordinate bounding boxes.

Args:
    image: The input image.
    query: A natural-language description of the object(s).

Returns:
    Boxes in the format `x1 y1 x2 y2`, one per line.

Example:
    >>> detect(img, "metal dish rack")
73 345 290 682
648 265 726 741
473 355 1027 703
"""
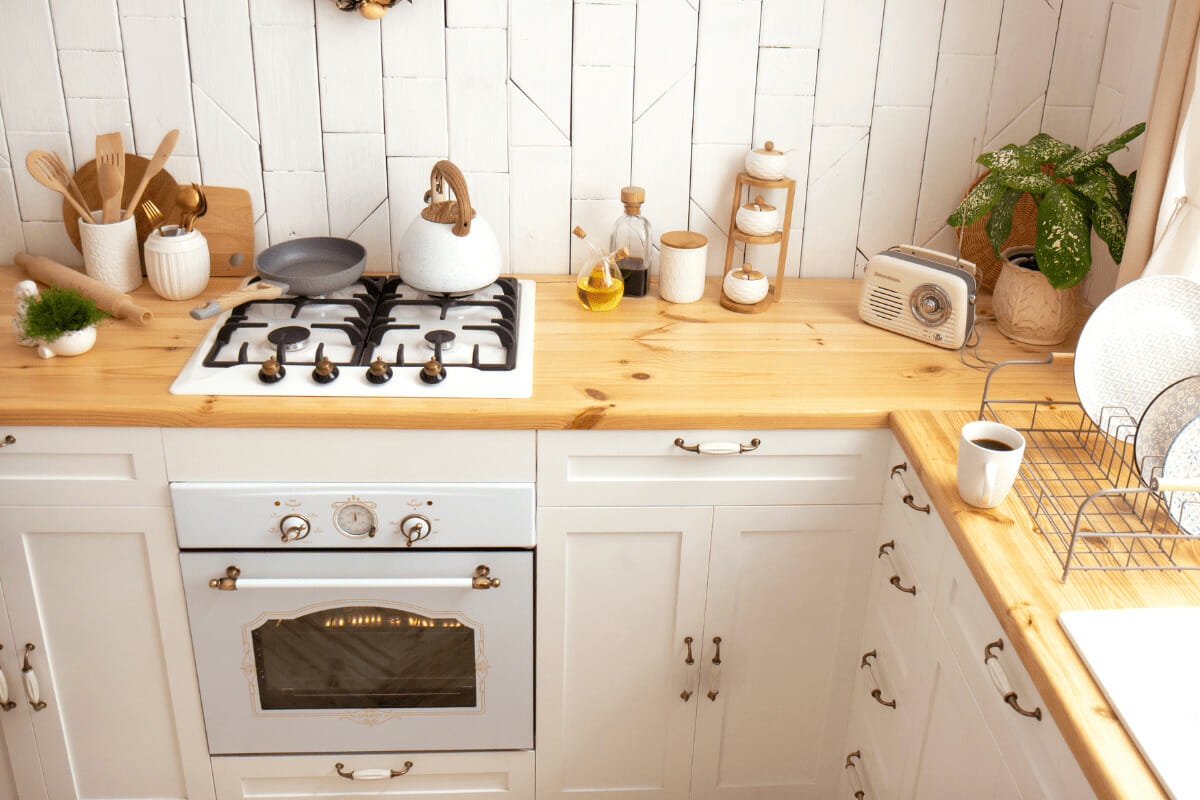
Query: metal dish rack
978 358 1200 582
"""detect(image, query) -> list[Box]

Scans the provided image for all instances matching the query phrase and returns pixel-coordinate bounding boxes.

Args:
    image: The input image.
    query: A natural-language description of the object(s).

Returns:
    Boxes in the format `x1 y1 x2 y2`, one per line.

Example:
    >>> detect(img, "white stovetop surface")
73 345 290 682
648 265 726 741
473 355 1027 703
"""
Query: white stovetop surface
1059 607 1200 800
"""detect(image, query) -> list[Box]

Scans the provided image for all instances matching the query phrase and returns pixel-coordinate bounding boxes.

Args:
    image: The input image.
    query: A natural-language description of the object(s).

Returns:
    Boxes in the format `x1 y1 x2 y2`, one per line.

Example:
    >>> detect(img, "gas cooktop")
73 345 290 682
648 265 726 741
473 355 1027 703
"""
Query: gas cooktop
170 276 534 398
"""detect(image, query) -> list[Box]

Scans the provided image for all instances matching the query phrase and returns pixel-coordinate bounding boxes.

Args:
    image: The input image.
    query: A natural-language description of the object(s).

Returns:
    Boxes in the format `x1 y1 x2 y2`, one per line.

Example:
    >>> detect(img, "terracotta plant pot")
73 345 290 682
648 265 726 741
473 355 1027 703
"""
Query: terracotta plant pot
992 246 1083 346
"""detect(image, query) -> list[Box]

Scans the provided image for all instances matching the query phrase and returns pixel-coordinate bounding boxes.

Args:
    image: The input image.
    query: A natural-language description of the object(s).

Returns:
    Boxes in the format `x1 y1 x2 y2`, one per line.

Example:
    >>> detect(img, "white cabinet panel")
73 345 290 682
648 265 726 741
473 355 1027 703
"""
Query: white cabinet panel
0 590 46 800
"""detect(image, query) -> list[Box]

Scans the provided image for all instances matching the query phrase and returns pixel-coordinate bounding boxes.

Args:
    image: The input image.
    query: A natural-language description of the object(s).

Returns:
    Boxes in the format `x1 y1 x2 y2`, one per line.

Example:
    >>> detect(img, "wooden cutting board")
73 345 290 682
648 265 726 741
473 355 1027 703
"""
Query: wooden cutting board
64 155 254 276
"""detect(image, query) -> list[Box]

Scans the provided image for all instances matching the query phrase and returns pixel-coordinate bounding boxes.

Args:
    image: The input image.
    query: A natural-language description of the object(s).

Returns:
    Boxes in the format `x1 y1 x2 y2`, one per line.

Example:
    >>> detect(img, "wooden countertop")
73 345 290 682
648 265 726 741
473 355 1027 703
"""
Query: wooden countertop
0 270 1075 428
893 409 1197 800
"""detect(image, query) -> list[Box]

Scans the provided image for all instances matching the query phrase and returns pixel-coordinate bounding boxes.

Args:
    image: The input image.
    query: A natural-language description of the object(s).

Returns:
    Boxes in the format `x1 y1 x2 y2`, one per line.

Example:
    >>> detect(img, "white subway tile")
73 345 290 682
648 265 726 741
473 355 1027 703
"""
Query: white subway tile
759 0 823 48
752 93 813 164
382 0 446 77
7 131 75 221
510 82 569 146
801 126 868 278
184 0 260 139
253 23 324 171
447 0 508 27
857 106 928 258
22 222 83 266
387 156 440 265
164 154 201 185
50 0 121 50
814 0 885 127
64 99 134 166
324 133 387 237
117 0 182 15
193 87 266 218
986 0 1058 142
510 146 570 272
756 48 817 96
316 0 384 132
509 0 571 134
384 78 448 156
1086 84 1124 147
465 170 510 272
983 95 1045 153
875 0 943 106
633 69 695 243
347 200 392 273
58 51 128 100
571 65 633 200
575 3 635 66
1042 105 1092 146
693 0 759 144
1046 0 1111 106
249 0 312 25
0 2 67 131
263 171 329 245
689 143 746 233
0 169 25 258
633 0 697 118
688 198 741 276
939 0 1003 55
122 16 198 156
446 28 508 172
1098 3 1139 94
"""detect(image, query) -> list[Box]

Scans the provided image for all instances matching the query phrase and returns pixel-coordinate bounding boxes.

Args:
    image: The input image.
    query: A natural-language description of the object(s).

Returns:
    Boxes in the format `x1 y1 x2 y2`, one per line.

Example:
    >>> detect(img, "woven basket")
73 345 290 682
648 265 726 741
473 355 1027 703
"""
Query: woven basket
955 171 1038 292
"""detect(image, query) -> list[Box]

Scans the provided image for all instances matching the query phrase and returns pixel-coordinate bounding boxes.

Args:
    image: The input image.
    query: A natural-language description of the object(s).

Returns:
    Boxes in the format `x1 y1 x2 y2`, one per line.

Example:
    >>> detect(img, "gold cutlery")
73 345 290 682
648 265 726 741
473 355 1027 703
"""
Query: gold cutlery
123 128 179 221
185 184 207 231
139 199 163 231
24 150 96 224
95 132 125 224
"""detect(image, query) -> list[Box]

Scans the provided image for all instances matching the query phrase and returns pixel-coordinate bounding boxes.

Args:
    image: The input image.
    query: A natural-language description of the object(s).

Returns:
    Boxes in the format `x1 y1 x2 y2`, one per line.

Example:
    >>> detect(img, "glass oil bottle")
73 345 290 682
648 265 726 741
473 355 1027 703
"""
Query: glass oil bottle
609 186 654 297
573 225 626 312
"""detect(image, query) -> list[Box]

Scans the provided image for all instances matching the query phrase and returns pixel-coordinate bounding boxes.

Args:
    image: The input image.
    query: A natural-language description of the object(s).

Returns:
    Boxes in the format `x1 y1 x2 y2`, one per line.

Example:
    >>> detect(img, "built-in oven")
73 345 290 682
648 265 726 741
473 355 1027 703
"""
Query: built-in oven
172 482 533 756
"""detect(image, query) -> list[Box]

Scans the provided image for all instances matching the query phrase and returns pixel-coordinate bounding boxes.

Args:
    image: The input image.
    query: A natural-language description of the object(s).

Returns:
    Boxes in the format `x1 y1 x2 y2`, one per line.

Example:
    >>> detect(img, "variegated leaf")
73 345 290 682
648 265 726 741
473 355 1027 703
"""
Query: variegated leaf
1093 197 1128 263
1019 133 1077 165
1035 183 1092 289
947 173 1006 227
995 169 1056 195
1073 173 1108 204
1056 122 1146 176
986 189 1022 257
978 144 1036 173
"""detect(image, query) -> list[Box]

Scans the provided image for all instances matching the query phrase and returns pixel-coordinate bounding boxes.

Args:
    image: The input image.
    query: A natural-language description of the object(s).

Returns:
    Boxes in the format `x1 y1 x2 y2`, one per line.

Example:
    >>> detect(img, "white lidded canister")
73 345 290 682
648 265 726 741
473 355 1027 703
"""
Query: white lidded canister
658 231 708 303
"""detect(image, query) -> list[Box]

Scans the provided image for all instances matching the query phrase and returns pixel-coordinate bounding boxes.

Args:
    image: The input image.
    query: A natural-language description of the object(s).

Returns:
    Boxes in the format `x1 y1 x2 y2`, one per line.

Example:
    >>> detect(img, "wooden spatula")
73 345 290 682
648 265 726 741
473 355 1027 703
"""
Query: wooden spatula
122 128 178 221
95 132 124 224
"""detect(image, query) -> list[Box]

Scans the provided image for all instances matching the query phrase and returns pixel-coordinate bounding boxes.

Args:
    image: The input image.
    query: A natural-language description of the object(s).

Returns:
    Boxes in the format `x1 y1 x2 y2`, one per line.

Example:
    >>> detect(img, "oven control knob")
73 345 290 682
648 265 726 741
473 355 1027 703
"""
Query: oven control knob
279 515 311 542
397 514 432 547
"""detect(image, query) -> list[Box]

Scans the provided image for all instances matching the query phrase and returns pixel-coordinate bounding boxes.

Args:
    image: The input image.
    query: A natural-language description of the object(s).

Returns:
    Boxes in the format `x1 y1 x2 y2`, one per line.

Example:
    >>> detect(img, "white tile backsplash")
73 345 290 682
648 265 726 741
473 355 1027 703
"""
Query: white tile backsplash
0 0 1165 289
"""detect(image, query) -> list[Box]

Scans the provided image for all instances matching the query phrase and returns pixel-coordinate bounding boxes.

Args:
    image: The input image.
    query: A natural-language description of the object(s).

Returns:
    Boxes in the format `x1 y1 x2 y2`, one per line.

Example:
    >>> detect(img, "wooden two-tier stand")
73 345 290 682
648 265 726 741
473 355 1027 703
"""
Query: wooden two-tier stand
721 172 796 312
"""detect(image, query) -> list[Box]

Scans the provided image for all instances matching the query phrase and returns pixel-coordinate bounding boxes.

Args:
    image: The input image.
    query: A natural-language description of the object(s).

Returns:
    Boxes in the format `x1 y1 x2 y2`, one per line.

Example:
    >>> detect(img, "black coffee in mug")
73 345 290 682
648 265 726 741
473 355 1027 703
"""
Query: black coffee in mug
971 437 1016 452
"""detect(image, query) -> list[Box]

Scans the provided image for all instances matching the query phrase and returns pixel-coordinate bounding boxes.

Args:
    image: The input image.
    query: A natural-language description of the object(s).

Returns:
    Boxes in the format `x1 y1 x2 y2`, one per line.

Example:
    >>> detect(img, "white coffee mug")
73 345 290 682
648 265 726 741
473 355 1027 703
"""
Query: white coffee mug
957 420 1026 508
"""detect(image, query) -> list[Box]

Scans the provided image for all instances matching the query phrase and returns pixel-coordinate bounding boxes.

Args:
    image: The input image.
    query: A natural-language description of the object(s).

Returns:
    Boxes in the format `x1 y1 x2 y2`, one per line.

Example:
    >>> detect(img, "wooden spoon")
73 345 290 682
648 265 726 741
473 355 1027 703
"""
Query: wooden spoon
24 150 96 224
95 132 125 224
122 128 179 221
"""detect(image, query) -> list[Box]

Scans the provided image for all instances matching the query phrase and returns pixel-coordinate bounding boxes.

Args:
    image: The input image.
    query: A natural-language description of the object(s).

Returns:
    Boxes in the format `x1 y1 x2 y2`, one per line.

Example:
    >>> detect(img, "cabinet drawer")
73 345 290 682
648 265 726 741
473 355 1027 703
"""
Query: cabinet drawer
537 429 890 507
211 751 533 800
880 440 946 592
0 426 167 506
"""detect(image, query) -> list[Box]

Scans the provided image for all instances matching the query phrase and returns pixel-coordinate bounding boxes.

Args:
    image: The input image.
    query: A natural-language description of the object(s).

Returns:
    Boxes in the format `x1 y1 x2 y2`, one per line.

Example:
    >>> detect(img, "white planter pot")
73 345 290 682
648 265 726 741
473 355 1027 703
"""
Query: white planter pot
992 246 1082 346
37 325 97 359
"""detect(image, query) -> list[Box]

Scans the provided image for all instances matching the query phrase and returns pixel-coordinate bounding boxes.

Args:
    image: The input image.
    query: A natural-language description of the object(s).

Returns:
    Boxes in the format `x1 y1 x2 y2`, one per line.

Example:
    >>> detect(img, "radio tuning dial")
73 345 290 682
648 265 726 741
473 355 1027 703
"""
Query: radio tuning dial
397 514 432 547
279 515 311 542
911 283 951 326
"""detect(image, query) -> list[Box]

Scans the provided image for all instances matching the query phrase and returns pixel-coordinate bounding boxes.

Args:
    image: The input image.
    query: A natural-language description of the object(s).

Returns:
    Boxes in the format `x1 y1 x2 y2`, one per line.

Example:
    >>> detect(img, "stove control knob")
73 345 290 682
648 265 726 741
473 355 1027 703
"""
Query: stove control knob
397 514 432 547
279 515 311 542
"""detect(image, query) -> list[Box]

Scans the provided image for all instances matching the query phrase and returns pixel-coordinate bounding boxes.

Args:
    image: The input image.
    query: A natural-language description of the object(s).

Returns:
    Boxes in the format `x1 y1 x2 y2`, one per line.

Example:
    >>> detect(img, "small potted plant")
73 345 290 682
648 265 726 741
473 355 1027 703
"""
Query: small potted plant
18 284 108 359
947 122 1145 345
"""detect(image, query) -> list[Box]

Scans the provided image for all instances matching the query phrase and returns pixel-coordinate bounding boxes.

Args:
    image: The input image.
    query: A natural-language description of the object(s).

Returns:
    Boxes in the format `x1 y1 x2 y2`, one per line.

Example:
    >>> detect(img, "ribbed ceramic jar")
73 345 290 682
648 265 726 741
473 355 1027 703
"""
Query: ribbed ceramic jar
144 227 211 300
744 141 788 180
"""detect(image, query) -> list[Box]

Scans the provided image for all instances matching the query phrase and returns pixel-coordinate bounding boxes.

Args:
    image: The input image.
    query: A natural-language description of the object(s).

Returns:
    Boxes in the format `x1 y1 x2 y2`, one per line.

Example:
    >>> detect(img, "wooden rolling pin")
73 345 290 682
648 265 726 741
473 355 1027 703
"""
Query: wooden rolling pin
14 253 153 325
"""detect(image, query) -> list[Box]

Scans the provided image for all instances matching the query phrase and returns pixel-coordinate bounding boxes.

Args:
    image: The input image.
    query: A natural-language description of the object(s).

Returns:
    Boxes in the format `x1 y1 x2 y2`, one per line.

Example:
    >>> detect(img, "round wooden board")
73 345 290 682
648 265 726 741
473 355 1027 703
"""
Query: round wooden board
63 155 179 254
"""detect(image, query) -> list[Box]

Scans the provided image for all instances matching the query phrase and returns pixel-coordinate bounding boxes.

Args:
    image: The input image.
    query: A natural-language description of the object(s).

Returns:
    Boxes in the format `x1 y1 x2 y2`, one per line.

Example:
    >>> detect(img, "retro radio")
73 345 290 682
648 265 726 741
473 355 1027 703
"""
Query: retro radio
858 245 977 350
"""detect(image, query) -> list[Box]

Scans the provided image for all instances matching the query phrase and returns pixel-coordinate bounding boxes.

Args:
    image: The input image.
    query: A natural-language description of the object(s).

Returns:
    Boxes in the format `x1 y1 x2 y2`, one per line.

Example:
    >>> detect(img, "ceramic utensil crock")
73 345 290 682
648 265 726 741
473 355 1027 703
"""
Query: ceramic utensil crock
659 231 708 303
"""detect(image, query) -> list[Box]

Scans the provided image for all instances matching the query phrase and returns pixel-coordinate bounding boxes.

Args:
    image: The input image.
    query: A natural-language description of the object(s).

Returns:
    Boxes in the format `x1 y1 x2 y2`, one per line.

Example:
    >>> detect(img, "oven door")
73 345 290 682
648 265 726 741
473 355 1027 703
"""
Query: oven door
179 550 532 754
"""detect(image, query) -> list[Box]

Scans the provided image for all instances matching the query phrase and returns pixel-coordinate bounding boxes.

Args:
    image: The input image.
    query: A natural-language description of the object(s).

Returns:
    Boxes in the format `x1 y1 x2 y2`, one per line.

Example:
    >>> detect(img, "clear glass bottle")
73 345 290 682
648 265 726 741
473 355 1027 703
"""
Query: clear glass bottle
609 186 654 297
573 226 624 312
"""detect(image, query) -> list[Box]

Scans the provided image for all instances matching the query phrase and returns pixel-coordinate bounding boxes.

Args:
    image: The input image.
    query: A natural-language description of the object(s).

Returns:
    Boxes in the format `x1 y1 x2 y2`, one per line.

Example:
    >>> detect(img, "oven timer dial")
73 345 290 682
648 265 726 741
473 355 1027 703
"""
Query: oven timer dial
333 502 378 538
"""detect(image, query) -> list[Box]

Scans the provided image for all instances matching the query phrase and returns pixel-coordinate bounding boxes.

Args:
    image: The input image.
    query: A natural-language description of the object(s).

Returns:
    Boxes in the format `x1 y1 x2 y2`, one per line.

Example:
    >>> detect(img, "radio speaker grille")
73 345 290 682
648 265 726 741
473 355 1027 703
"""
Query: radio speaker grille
866 286 903 320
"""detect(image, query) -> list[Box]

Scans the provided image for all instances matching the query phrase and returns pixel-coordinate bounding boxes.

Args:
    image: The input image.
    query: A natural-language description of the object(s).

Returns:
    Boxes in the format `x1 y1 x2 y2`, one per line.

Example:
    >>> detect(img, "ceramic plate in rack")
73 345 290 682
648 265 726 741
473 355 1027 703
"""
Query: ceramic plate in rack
1074 275 1200 439
1135 375 1200 480
1162 414 1200 536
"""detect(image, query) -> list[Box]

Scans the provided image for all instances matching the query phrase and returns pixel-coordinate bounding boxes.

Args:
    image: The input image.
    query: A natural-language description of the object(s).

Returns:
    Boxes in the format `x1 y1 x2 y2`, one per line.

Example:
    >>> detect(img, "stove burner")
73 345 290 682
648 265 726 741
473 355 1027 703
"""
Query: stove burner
424 329 456 351
267 326 310 352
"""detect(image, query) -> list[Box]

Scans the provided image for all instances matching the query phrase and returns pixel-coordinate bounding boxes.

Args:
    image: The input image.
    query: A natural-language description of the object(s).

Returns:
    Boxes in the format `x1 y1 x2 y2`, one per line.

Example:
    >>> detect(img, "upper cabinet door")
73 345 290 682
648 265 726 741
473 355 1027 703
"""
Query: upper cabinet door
691 505 879 800
536 506 714 800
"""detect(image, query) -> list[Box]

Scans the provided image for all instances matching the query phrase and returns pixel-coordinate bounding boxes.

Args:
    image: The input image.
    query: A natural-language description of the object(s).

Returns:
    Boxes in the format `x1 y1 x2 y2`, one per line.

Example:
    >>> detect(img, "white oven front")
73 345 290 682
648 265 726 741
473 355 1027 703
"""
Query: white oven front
180 550 532 755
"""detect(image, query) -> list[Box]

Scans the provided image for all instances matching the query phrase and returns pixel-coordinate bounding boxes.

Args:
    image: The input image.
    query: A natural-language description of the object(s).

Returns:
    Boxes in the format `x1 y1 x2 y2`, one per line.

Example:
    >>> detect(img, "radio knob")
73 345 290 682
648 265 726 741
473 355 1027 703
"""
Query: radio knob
397 514 432 547
911 283 951 326
279 515 311 542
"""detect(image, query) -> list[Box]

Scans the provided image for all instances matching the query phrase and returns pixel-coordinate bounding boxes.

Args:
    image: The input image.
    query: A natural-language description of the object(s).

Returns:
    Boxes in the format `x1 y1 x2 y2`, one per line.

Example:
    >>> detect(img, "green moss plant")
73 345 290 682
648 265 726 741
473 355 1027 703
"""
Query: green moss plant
21 286 108 342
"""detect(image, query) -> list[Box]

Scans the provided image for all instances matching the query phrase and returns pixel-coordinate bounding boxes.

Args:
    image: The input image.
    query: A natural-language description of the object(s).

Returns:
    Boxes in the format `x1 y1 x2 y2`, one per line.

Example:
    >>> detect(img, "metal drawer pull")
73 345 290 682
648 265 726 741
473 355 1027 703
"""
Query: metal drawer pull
0 435 14 448
877 541 917 595
673 437 760 455
889 463 930 514
983 640 1042 721
845 751 866 799
859 651 896 709
21 644 47 711
209 564 501 590
681 636 695 701
0 644 15 711
335 761 413 780
707 636 723 700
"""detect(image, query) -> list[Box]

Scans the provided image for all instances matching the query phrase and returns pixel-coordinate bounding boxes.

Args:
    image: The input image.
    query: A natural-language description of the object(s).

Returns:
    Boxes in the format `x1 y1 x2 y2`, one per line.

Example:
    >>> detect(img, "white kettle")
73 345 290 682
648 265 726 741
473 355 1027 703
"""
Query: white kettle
397 160 502 294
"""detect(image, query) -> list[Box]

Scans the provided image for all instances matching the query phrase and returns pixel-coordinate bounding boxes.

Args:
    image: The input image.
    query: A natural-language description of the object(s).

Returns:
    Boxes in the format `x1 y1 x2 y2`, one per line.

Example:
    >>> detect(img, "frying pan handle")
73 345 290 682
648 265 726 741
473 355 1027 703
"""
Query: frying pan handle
430 160 473 237
190 282 286 319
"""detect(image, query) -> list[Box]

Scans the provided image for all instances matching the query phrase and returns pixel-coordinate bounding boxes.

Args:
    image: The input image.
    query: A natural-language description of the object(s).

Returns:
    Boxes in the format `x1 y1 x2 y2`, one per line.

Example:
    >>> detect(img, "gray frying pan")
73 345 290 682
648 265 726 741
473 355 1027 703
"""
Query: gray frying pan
190 237 367 319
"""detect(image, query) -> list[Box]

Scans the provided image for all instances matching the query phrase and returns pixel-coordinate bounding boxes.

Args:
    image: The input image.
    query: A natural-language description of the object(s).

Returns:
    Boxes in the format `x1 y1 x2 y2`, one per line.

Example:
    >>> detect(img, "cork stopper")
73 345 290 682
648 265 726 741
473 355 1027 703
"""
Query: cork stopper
621 186 645 214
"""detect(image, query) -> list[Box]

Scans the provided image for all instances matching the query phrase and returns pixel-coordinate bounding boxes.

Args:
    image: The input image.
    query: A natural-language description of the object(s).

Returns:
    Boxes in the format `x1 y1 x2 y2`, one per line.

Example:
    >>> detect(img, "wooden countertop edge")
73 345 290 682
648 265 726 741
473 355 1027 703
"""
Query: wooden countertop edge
889 408 1172 800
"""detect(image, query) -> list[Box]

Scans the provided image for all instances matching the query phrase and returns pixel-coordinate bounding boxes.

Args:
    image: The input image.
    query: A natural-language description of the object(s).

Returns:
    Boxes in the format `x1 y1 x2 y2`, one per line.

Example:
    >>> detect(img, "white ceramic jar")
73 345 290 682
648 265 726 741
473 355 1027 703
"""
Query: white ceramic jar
144 226 211 300
722 264 770 305
744 141 788 180
658 231 708 303
79 211 142 293
735 195 781 236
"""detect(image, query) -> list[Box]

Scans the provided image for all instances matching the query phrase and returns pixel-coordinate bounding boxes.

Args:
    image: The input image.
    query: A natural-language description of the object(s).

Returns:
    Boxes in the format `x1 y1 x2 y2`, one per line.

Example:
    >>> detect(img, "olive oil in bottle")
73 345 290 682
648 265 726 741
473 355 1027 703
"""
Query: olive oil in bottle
573 226 626 312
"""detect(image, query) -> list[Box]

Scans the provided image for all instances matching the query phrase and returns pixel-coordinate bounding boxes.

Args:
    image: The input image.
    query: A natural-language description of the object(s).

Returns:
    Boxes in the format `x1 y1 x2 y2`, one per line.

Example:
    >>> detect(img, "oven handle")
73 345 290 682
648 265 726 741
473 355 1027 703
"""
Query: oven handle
208 564 502 591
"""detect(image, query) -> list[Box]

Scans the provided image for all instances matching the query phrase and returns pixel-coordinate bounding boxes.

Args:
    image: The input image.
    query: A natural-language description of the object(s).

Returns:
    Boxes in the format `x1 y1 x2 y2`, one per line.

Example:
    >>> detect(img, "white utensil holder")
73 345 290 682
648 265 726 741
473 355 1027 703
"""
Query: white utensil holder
79 212 142 293
659 231 708 304
144 226 211 300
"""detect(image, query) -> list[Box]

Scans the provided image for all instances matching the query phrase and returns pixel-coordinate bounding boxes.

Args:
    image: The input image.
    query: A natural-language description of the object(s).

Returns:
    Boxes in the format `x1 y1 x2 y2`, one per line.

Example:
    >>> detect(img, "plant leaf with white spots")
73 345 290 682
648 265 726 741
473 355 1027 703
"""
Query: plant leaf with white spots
1036 182 1092 289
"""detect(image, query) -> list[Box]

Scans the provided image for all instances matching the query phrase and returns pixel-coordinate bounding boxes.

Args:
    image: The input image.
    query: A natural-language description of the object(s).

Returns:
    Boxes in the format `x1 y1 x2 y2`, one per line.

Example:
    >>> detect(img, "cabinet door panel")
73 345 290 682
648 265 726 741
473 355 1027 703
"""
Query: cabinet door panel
0 507 212 800
537 507 713 800
692 505 878 800
0 584 47 800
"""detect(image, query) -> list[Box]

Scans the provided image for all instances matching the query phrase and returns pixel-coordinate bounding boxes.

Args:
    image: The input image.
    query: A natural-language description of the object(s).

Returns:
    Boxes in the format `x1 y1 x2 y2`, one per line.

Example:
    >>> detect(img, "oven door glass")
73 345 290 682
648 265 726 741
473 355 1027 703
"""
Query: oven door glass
251 605 477 709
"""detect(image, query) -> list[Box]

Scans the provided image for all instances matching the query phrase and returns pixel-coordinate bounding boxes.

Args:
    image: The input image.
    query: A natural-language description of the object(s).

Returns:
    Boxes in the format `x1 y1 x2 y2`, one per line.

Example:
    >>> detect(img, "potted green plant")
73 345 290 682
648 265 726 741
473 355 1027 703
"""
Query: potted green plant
947 122 1145 345
18 284 108 359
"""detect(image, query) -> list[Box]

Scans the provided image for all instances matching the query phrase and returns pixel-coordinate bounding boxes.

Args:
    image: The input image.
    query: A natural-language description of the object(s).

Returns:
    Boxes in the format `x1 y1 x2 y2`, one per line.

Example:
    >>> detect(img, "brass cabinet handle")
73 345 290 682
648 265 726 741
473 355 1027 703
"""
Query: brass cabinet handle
673 437 761 455
21 644 47 711
334 761 413 780
845 751 866 799
889 462 930 514
877 541 917 595
983 640 1042 721
707 636 723 700
859 651 896 709
0 643 15 711
0 435 14 448
684 635 694 665
711 636 722 665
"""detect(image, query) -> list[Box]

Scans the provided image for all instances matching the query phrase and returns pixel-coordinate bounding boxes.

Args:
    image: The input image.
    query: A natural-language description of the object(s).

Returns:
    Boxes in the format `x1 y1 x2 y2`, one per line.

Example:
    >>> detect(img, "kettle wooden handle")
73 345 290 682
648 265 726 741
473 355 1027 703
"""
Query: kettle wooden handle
426 160 473 237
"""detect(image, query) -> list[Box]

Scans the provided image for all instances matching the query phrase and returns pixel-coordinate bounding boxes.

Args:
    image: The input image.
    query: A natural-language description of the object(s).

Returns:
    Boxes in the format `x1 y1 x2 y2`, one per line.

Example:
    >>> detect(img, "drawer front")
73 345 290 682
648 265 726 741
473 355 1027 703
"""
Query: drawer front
881 440 946 593
211 751 533 800
537 429 890 507
0 426 167 506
